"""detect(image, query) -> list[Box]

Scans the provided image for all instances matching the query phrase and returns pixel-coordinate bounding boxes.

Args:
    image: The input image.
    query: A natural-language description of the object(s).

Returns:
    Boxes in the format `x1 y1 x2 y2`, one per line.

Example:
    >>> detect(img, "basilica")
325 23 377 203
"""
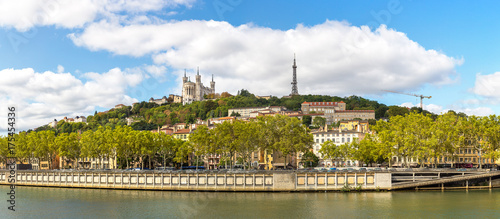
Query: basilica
182 68 215 105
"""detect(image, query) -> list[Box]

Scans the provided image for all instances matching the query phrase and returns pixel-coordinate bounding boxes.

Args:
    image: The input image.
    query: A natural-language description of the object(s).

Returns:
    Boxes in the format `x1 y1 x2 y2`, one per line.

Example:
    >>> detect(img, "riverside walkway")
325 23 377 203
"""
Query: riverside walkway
390 170 500 190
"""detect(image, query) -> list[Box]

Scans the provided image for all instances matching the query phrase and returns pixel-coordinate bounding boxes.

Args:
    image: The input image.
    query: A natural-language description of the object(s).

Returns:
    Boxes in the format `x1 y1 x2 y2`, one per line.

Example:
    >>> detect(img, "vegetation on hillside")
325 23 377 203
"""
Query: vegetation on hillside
35 89 423 134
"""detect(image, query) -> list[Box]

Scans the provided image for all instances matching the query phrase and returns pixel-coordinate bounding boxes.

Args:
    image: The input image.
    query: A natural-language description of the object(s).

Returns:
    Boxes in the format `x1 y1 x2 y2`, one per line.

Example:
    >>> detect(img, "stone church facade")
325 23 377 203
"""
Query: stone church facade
182 68 215 105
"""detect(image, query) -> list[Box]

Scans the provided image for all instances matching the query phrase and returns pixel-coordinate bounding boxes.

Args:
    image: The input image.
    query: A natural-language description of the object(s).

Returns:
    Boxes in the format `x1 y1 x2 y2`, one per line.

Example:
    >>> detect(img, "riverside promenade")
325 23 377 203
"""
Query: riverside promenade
1 169 499 191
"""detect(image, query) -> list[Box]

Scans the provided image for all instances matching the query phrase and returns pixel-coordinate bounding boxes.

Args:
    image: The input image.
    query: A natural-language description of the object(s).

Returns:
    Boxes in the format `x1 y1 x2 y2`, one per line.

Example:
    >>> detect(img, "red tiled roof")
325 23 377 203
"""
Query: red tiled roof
336 110 375 113
218 117 235 120
288 113 325 117
174 129 191 134
302 102 343 106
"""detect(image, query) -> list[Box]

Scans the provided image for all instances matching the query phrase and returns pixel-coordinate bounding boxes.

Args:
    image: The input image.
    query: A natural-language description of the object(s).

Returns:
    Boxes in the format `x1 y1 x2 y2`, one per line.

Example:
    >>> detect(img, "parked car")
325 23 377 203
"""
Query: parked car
155 167 175 171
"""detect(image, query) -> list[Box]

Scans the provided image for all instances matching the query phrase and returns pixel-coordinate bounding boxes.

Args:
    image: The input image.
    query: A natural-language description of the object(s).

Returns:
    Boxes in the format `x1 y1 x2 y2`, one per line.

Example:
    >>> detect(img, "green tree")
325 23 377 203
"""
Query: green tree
157 133 176 168
350 134 383 166
15 132 32 164
114 125 135 169
174 141 192 168
312 117 326 127
233 121 259 170
80 130 98 169
33 130 57 169
56 132 81 169
385 106 409 117
302 151 319 167
189 125 211 170
458 116 486 169
0 137 9 167
214 121 238 169
302 115 312 127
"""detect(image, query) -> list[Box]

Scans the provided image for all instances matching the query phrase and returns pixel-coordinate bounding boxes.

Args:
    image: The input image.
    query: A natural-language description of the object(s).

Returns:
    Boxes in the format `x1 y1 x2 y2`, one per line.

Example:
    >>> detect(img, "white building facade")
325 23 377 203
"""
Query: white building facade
312 130 364 167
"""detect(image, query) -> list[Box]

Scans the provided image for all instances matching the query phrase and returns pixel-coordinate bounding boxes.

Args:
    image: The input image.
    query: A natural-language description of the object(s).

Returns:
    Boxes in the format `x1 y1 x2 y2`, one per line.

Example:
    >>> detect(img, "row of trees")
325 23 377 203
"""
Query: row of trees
1 126 187 170
1 115 314 170
189 115 314 169
320 112 500 168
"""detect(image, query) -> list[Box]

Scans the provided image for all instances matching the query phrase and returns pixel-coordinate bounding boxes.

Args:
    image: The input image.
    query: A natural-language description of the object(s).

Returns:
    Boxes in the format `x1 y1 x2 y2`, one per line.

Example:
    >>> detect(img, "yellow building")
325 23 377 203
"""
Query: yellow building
173 129 191 141
339 120 370 133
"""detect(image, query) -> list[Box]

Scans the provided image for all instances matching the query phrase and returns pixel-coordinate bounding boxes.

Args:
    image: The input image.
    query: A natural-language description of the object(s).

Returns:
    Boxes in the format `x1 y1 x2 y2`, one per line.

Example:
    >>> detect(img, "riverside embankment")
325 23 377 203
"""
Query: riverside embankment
0 170 391 191
2 169 500 191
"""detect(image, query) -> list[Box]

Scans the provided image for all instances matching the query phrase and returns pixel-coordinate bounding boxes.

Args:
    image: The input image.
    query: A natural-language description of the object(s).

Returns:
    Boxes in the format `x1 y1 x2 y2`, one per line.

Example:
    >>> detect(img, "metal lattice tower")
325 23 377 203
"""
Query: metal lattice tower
290 54 299 96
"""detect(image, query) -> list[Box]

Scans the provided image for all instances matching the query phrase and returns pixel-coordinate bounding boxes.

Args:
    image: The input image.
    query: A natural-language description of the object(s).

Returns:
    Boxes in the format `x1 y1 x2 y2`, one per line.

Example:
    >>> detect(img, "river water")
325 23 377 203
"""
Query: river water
1 186 499 218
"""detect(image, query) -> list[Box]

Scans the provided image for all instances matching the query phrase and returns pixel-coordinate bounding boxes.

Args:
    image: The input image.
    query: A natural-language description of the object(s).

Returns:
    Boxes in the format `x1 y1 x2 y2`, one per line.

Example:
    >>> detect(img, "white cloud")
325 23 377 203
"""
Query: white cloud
471 72 500 102
144 65 167 77
69 20 462 97
460 107 495 116
0 67 143 133
400 102 494 116
57 65 64 73
0 0 195 31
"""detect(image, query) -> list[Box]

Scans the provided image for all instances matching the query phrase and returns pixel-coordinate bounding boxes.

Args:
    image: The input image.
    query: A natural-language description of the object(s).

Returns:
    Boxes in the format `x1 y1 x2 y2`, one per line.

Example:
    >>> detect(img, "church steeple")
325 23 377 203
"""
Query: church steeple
210 74 215 93
182 69 188 83
195 66 201 83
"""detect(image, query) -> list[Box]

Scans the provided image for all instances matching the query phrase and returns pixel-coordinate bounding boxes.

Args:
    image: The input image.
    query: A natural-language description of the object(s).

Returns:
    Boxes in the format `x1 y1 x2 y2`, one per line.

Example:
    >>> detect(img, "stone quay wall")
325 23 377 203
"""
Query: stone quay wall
0 171 392 191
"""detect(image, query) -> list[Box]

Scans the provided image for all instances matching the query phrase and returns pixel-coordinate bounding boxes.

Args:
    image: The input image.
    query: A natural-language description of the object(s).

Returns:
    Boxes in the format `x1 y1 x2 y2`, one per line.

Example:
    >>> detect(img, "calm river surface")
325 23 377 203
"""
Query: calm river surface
1 186 499 218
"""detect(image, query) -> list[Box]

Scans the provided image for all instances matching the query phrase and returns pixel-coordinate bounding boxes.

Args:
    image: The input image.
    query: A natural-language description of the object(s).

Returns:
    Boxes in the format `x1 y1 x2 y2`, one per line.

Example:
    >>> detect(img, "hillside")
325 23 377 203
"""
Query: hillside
34 89 433 134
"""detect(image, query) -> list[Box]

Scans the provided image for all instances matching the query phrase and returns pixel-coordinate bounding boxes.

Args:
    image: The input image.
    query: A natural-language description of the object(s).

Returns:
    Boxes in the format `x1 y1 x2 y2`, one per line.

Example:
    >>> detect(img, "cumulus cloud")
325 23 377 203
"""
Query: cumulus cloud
0 0 195 31
144 65 168 77
69 20 462 96
0 67 143 133
400 102 494 116
57 65 64 73
471 72 500 102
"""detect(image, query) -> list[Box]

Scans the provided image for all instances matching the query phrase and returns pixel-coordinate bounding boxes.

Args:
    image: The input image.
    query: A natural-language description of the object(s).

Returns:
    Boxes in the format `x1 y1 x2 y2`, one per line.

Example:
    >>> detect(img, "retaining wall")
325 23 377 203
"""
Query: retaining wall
0 171 392 191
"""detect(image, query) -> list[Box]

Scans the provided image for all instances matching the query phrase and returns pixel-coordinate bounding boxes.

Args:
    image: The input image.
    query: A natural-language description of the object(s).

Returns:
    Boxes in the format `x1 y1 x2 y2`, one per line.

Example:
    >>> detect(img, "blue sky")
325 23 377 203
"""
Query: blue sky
1 0 500 134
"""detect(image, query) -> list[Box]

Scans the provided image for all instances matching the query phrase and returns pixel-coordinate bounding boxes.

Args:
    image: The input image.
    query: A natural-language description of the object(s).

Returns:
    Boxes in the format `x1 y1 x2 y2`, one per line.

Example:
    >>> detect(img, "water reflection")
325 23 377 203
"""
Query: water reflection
0 186 499 218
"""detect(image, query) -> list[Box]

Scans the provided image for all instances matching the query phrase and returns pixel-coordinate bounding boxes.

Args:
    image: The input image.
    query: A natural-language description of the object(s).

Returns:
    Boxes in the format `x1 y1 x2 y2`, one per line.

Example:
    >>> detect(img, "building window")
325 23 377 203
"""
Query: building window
342 138 345 143
321 139 324 143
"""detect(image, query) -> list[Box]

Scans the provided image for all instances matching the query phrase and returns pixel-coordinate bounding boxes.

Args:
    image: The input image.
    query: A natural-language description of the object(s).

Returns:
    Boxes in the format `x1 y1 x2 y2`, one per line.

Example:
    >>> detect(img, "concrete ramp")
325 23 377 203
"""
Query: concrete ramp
390 171 500 190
